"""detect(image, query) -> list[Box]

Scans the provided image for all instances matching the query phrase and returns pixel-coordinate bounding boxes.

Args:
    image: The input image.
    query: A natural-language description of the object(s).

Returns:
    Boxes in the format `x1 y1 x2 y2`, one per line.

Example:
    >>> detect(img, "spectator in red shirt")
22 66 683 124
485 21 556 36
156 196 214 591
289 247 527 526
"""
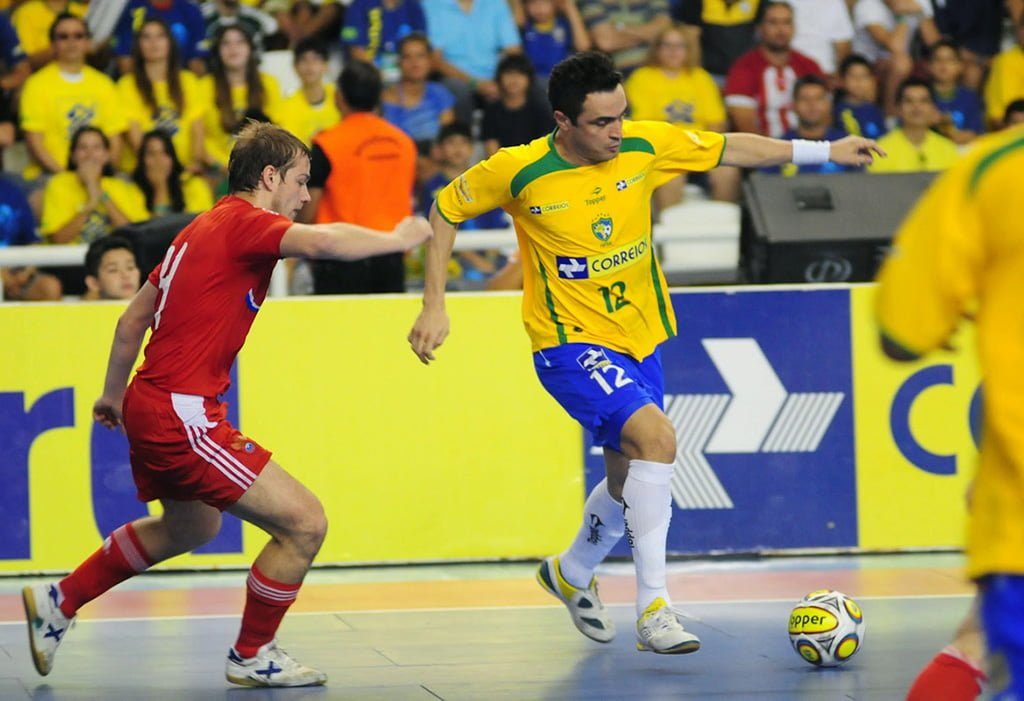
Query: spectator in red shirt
724 1 823 137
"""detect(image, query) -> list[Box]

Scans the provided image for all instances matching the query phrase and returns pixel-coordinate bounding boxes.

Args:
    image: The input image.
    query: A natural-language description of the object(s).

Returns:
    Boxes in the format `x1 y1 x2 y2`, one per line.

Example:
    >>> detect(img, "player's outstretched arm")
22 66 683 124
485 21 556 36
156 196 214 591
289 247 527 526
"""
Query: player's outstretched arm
279 216 433 261
94 281 158 429
408 202 458 365
718 132 886 169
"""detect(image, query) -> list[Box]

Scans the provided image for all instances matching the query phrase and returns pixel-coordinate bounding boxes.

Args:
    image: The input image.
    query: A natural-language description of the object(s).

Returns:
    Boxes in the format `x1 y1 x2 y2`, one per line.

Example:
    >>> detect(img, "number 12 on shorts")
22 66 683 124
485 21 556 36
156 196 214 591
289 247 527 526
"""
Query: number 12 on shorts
576 347 634 396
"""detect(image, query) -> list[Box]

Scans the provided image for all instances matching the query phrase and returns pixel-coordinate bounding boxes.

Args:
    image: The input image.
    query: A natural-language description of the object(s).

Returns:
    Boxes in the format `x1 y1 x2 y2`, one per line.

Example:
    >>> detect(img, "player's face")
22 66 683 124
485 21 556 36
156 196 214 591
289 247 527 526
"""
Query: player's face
93 249 140 300
558 86 627 164
655 30 689 71
218 29 251 71
760 7 794 53
138 22 171 63
52 18 88 63
794 85 831 129
295 51 327 85
271 154 312 219
399 41 432 81
841 64 877 103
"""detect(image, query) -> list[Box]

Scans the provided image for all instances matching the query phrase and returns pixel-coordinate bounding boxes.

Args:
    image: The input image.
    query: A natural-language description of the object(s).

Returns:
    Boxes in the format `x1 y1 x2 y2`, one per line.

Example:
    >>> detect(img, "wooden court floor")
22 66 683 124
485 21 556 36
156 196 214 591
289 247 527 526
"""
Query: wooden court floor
0 554 974 700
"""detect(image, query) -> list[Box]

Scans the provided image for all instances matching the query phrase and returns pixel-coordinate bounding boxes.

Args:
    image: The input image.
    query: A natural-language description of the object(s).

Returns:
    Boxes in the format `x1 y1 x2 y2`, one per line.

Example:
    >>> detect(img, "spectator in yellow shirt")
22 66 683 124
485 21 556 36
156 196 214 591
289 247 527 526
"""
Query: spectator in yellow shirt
277 38 340 147
199 25 283 176
131 130 214 217
40 126 148 246
983 15 1024 131
11 0 86 69
868 78 959 173
624 24 739 203
117 18 208 173
20 14 128 181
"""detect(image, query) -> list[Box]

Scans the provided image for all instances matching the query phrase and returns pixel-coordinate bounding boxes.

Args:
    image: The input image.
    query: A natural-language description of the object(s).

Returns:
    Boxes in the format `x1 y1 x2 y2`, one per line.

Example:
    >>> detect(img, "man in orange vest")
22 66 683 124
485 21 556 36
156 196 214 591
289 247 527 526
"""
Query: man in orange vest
306 59 417 293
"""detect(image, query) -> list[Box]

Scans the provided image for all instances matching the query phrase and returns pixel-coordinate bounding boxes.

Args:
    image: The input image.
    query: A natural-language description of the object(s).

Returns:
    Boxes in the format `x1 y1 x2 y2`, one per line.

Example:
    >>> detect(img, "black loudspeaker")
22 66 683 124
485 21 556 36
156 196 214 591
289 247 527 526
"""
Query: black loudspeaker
742 171 937 283
113 213 196 278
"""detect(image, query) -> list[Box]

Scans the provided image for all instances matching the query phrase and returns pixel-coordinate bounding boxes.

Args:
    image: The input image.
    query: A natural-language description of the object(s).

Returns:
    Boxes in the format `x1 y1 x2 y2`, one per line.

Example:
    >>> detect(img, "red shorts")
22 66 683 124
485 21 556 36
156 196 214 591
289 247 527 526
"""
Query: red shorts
122 378 272 510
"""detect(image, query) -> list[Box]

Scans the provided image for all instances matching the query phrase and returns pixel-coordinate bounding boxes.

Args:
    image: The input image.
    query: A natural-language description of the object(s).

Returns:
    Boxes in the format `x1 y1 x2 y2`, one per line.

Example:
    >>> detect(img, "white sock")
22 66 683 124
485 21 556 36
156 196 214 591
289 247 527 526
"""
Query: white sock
558 478 625 588
622 459 674 617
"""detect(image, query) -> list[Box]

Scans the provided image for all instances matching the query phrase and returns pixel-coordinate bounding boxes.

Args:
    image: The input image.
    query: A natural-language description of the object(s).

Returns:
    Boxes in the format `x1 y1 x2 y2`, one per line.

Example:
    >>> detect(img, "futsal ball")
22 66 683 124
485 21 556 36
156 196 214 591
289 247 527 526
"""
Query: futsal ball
788 589 865 667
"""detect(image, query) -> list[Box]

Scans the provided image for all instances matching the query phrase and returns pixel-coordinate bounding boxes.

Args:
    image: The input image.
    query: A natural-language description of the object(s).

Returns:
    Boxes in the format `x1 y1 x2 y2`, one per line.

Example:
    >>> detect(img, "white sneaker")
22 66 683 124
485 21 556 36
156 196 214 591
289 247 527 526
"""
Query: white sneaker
23 583 74 676
225 640 327 687
536 556 616 643
635 597 701 654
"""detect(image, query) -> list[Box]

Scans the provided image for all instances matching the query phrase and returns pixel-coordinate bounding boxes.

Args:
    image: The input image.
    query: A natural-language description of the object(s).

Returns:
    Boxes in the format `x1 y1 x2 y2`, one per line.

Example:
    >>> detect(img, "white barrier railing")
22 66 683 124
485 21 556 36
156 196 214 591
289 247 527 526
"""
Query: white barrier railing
0 200 741 301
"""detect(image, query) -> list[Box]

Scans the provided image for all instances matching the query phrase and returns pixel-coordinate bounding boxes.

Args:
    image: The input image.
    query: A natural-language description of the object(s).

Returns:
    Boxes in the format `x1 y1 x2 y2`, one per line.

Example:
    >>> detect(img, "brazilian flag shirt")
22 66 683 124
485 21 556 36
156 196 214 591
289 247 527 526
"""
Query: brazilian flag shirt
436 120 725 360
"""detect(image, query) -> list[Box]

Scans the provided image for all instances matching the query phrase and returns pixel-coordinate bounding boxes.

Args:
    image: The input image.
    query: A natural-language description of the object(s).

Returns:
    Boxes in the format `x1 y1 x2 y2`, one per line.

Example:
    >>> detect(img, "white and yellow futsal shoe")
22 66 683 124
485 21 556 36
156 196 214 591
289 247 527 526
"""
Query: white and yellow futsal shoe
635 597 701 654
536 556 616 643
22 583 75 676
226 640 327 687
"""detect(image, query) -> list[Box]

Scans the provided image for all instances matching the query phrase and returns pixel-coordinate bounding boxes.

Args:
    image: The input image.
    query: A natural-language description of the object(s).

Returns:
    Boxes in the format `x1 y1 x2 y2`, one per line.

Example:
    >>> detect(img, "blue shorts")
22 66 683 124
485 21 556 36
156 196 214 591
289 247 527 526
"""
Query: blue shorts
982 575 1024 699
533 343 663 453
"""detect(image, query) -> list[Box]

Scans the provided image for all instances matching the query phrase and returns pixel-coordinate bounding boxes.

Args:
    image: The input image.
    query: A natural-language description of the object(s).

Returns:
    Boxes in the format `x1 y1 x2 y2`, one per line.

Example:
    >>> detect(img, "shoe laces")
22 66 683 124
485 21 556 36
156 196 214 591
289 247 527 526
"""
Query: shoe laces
647 606 685 634
262 643 305 671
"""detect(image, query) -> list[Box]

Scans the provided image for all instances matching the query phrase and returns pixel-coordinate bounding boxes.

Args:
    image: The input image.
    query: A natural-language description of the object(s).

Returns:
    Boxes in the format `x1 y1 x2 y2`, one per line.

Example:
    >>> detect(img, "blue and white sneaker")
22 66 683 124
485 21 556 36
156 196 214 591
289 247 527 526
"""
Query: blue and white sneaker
536 556 616 643
225 640 327 687
23 583 74 676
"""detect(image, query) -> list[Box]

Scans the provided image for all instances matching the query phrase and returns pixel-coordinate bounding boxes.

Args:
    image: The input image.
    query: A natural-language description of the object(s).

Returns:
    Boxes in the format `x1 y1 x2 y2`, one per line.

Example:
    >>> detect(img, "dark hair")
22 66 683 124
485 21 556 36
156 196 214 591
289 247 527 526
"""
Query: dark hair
761 1 794 20
496 53 535 83
209 25 265 136
338 59 382 111
131 19 185 122
896 76 936 104
398 31 431 54
228 121 311 193
49 12 87 42
132 130 186 214
85 235 135 279
838 53 873 78
928 38 961 59
793 74 829 99
294 36 328 62
1004 99 1024 123
548 51 622 124
68 126 114 176
436 122 472 144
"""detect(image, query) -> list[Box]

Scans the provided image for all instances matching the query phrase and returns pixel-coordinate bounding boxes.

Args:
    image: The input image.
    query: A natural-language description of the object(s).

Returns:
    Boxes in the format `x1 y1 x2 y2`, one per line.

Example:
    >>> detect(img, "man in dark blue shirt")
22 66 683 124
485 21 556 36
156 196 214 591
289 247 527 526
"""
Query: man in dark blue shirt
765 75 856 176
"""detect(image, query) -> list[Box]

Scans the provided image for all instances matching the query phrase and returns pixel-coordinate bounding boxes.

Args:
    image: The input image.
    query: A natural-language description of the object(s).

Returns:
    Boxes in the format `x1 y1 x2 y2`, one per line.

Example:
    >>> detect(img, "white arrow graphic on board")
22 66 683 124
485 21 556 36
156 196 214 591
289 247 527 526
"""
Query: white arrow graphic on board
590 338 845 510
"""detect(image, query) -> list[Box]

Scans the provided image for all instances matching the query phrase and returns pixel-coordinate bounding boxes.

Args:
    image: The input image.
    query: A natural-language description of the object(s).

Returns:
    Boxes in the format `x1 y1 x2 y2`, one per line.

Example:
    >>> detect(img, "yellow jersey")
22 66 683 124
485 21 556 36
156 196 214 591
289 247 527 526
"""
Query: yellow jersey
624 66 727 130
117 71 206 171
875 126 1024 579
40 172 149 244
199 73 283 167
983 46 1024 127
867 128 960 174
11 0 86 56
436 120 725 359
20 64 128 180
277 84 341 147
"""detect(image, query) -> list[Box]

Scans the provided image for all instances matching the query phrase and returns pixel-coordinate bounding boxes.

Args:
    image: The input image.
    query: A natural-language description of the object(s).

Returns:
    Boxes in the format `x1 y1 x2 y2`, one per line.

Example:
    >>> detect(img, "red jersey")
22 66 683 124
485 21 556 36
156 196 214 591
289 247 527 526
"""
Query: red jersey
724 47 823 137
135 196 291 397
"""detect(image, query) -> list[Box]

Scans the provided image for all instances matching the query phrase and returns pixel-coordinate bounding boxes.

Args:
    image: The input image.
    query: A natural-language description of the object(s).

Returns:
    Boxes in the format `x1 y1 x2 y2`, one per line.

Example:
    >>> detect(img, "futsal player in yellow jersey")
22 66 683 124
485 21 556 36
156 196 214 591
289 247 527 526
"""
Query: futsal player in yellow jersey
876 125 1024 698
410 52 882 655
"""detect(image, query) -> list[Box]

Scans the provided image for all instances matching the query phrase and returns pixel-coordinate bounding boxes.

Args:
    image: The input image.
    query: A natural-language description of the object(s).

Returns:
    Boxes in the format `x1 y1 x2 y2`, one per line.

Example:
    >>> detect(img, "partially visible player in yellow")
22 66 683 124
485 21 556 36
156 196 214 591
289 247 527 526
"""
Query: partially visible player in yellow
409 51 882 655
876 124 1024 699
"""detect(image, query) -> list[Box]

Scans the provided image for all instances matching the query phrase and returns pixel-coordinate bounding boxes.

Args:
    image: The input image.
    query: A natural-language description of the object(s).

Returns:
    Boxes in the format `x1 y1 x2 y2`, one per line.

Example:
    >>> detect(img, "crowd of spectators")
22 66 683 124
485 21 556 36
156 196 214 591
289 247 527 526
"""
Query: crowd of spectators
0 0 1022 300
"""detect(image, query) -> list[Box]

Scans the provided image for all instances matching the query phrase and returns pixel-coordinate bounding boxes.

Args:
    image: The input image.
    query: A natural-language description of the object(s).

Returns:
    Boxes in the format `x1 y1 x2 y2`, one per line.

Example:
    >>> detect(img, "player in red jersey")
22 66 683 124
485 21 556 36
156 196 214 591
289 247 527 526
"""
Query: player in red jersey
21 122 432 688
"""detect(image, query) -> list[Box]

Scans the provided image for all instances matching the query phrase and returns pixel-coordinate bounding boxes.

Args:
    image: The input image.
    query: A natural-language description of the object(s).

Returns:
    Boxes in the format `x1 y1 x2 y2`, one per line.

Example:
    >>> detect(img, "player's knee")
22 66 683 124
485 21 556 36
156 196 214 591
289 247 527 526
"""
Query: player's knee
646 427 677 464
291 500 328 559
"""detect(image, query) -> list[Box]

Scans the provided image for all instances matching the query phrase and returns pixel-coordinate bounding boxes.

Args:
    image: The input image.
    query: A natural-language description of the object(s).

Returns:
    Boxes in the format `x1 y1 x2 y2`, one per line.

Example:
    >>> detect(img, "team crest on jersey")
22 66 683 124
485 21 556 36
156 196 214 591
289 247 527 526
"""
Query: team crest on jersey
591 214 613 242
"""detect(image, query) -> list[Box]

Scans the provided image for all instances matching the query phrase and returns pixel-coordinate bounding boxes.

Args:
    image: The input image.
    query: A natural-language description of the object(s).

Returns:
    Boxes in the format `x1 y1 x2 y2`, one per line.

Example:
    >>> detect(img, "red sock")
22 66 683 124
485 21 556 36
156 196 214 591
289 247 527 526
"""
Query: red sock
234 566 301 658
57 523 154 618
906 647 986 701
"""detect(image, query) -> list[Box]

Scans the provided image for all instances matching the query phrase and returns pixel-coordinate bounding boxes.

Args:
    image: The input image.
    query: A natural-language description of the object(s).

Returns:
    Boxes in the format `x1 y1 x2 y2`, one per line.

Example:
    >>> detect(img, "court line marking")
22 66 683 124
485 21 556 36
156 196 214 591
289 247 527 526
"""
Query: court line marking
0 593 972 626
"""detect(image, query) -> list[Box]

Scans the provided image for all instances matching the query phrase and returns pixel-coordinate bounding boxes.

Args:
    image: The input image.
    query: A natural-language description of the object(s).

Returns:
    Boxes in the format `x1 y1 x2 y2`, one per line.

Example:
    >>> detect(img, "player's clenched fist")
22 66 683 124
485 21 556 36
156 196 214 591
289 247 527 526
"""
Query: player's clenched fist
93 396 123 429
393 216 433 250
408 304 450 365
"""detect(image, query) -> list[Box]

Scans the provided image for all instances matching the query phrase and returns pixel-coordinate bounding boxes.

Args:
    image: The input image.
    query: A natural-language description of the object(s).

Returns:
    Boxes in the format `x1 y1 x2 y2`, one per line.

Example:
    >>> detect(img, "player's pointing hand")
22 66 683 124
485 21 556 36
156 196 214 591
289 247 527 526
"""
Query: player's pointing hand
830 135 886 167
393 216 433 250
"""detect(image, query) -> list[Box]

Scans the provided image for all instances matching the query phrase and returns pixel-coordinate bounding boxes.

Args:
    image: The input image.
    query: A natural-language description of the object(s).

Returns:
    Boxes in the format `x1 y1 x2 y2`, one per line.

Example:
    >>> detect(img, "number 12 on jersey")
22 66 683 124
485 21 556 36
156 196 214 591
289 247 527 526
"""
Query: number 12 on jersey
598 281 630 313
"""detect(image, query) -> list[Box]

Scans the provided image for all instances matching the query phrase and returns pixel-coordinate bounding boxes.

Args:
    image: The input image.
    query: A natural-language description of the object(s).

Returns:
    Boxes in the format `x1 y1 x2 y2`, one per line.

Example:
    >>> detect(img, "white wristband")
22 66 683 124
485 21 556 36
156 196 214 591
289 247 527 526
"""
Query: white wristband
791 139 831 166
